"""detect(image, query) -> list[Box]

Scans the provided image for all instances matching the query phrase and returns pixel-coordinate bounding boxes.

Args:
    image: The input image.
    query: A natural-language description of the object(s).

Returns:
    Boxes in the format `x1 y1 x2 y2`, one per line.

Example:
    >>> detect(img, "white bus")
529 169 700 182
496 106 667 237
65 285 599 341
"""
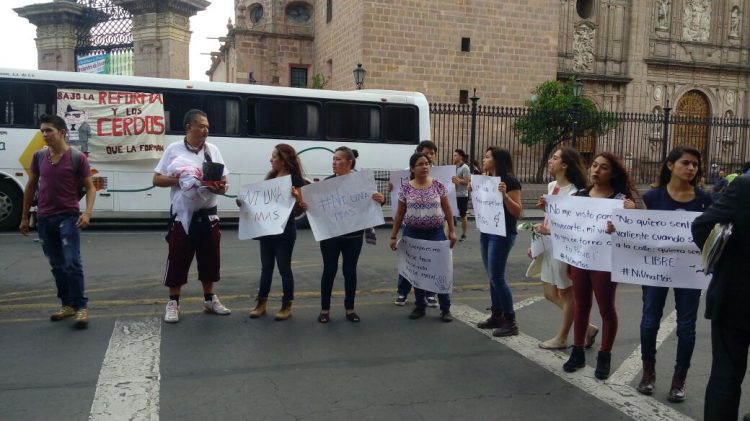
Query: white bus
0 68 430 230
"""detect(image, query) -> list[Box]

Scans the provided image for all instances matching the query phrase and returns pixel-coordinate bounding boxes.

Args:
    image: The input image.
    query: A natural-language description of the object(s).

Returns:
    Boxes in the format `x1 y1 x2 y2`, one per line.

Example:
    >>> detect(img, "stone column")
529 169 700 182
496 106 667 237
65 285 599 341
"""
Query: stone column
113 0 210 79
15 1 91 72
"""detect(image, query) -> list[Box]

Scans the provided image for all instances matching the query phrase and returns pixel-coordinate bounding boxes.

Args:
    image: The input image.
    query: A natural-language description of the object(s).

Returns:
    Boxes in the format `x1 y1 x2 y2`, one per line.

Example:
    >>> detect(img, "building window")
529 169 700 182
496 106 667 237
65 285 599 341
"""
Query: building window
459 90 469 104
286 2 312 23
326 0 332 23
576 0 593 19
249 3 264 23
461 37 471 52
290 67 308 88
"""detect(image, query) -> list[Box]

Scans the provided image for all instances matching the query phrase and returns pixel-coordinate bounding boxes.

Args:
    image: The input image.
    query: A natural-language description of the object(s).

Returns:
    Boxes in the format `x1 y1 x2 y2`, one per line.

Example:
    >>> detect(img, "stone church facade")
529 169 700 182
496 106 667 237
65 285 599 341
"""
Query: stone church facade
208 0 750 121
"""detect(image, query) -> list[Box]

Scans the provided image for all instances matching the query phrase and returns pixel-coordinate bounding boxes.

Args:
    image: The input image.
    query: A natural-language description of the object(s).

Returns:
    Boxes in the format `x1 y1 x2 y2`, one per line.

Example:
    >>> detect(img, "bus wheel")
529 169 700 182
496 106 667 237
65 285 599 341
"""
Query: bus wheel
0 181 22 231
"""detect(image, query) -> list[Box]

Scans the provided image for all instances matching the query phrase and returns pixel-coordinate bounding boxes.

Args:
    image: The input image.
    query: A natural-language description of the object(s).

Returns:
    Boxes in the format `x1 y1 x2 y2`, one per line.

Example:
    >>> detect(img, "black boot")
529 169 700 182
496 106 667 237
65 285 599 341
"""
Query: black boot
595 351 611 380
637 360 656 395
477 307 503 329
563 346 585 372
492 312 519 337
667 366 688 402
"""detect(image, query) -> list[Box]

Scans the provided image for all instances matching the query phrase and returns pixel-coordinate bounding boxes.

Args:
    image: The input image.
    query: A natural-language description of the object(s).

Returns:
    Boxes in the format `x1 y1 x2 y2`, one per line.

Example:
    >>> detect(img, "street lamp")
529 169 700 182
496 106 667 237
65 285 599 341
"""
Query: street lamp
572 77 583 149
248 72 257 84
353 63 366 90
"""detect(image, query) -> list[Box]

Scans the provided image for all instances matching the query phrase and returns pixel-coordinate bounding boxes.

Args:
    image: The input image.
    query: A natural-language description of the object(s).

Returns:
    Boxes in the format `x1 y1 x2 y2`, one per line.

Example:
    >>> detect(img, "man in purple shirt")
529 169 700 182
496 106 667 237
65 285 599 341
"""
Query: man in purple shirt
19 114 96 329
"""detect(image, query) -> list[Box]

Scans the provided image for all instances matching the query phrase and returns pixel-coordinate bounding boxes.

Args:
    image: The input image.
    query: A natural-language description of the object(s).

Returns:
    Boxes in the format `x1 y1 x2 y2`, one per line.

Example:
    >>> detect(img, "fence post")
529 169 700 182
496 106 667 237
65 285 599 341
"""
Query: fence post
470 89 479 167
662 101 672 162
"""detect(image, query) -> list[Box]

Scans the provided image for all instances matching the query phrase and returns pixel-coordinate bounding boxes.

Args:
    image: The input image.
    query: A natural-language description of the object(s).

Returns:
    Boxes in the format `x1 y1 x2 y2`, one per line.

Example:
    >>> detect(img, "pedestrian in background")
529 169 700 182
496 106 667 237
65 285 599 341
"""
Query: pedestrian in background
526 147 598 350
19 114 96 329
563 152 636 380
692 175 750 420
476 147 523 337
390 152 457 322
301 146 385 323
636 146 711 402
452 148 471 242
153 109 231 323
247 144 305 321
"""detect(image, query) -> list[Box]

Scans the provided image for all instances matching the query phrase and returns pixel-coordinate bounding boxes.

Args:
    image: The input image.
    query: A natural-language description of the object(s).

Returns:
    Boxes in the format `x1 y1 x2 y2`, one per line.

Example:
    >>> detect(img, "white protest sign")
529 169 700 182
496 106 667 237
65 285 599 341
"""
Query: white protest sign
545 195 624 271
389 170 410 218
530 233 552 258
611 209 710 289
431 165 459 216
470 174 506 236
397 236 453 294
237 176 295 240
57 89 165 161
302 170 385 241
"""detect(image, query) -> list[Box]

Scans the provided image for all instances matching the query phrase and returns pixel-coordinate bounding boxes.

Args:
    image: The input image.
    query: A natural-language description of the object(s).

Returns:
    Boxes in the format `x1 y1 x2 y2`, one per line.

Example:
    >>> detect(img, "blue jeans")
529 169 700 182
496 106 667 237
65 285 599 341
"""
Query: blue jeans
257 220 296 302
398 225 450 311
640 285 701 368
37 213 87 309
480 232 516 314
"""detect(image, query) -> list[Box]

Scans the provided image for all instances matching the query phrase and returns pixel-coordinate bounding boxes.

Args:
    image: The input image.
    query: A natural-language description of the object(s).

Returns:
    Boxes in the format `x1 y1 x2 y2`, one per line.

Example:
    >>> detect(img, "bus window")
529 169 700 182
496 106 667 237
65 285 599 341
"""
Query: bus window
257 98 319 138
246 99 257 135
384 106 418 144
29 84 56 123
163 92 202 133
0 82 28 126
326 102 380 142
204 95 240 136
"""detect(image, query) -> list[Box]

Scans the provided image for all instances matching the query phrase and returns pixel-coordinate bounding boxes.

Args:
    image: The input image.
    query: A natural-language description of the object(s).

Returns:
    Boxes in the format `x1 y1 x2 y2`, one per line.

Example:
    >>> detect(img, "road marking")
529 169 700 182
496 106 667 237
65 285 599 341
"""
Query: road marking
452 303 694 421
89 318 161 421
609 310 678 385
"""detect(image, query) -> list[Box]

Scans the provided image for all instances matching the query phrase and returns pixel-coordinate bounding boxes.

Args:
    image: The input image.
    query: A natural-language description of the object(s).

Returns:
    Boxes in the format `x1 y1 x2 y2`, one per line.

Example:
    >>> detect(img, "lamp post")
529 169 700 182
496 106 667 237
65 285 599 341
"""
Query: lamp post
353 63 366 90
572 77 583 149
248 72 256 84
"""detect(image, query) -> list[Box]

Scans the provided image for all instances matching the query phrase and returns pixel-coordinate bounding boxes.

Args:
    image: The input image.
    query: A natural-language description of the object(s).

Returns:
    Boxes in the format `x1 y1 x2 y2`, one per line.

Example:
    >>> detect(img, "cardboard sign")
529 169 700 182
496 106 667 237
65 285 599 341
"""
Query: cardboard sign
397 236 453 294
470 174 506 236
237 176 295 240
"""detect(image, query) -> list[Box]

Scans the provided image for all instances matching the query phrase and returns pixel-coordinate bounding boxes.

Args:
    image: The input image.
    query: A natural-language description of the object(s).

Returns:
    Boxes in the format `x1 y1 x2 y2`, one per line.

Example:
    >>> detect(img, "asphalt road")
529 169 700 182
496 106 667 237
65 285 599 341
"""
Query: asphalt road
0 224 746 420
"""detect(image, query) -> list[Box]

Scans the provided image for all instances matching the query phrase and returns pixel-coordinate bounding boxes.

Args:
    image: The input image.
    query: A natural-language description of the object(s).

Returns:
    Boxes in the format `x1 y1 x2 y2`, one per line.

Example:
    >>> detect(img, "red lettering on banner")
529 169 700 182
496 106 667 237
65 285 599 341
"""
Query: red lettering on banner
96 116 166 137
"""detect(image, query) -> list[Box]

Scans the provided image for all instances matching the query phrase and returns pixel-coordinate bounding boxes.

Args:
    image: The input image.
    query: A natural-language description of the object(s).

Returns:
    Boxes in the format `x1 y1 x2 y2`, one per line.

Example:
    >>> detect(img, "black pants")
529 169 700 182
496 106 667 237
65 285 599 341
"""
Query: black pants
257 221 296 302
320 233 363 310
705 317 750 421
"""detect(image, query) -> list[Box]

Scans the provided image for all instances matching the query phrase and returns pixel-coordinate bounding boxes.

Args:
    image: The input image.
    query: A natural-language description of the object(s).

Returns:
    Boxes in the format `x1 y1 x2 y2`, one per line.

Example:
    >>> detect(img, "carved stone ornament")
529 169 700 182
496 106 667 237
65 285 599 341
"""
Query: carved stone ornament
682 0 711 42
730 5 741 38
657 0 671 29
726 90 735 106
572 23 595 72
654 86 663 101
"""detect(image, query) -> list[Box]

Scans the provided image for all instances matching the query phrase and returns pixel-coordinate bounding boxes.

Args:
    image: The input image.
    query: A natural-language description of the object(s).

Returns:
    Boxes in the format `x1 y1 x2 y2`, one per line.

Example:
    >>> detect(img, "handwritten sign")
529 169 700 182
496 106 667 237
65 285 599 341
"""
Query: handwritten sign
431 165 459 217
57 89 165 161
470 175 506 236
389 170 410 218
397 236 453 294
611 209 710 289
545 195 623 271
302 170 385 241
237 176 295 240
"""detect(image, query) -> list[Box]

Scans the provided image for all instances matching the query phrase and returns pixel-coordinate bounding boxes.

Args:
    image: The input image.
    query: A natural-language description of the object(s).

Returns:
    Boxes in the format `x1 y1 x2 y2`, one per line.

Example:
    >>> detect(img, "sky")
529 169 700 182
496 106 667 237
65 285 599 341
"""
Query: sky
0 0 235 81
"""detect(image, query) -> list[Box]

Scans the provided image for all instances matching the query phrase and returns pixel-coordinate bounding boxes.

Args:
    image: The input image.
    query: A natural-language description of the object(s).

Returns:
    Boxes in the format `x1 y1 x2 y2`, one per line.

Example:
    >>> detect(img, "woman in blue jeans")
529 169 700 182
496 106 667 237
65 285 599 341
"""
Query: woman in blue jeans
301 146 385 323
476 147 523 336
245 144 305 321
636 146 712 402
390 152 457 321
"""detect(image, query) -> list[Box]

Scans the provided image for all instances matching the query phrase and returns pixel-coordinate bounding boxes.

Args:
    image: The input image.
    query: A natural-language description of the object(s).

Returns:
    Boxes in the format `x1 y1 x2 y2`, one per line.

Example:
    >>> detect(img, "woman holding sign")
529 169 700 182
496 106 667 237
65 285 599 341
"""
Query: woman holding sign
476 147 523 337
390 152 457 322
635 146 711 401
304 147 385 323
246 144 305 321
527 147 599 350
563 152 636 380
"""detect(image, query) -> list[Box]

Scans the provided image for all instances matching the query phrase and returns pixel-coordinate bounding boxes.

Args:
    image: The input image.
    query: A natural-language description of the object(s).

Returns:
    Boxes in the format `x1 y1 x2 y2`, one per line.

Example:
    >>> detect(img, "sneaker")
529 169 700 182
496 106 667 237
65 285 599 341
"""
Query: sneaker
440 311 454 323
204 295 231 315
73 308 89 329
409 307 426 319
394 295 407 306
426 295 439 308
164 300 180 323
50 306 76 321
459 234 467 242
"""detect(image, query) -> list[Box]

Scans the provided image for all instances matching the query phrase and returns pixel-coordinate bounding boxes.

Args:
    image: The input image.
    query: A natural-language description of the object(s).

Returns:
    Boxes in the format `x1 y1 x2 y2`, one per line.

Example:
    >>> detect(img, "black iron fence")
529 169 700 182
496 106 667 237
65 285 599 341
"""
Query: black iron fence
430 103 750 185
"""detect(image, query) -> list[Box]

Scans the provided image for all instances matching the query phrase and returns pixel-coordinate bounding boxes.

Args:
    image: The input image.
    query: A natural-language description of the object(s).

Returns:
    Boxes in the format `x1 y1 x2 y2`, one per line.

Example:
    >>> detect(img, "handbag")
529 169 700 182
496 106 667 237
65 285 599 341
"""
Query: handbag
701 223 733 275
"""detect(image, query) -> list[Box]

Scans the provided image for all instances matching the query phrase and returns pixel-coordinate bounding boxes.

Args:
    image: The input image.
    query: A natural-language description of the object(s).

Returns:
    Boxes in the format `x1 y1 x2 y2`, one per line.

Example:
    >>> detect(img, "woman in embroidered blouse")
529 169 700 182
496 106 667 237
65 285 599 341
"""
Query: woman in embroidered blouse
563 152 636 380
389 152 457 322
527 147 599 350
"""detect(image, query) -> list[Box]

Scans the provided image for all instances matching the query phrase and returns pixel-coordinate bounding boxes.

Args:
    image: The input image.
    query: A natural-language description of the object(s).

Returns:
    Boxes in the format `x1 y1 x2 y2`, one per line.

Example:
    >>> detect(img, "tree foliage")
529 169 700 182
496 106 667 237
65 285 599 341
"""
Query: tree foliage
513 78 619 182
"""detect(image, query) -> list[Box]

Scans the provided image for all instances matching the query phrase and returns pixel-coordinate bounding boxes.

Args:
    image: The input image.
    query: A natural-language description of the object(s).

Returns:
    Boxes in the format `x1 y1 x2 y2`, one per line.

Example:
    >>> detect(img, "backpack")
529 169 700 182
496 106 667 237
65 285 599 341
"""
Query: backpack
31 147 87 206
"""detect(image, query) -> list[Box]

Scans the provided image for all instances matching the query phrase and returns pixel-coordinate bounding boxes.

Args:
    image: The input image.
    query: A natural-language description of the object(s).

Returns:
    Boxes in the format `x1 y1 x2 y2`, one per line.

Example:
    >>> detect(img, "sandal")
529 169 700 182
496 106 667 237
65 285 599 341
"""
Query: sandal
345 312 360 323
585 325 599 349
318 312 330 324
539 339 568 350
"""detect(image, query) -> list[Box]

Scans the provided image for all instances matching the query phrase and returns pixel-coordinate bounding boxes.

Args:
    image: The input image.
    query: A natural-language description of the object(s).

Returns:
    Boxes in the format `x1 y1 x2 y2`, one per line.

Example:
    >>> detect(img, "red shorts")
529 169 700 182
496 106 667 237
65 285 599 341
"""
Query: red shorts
163 218 221 287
